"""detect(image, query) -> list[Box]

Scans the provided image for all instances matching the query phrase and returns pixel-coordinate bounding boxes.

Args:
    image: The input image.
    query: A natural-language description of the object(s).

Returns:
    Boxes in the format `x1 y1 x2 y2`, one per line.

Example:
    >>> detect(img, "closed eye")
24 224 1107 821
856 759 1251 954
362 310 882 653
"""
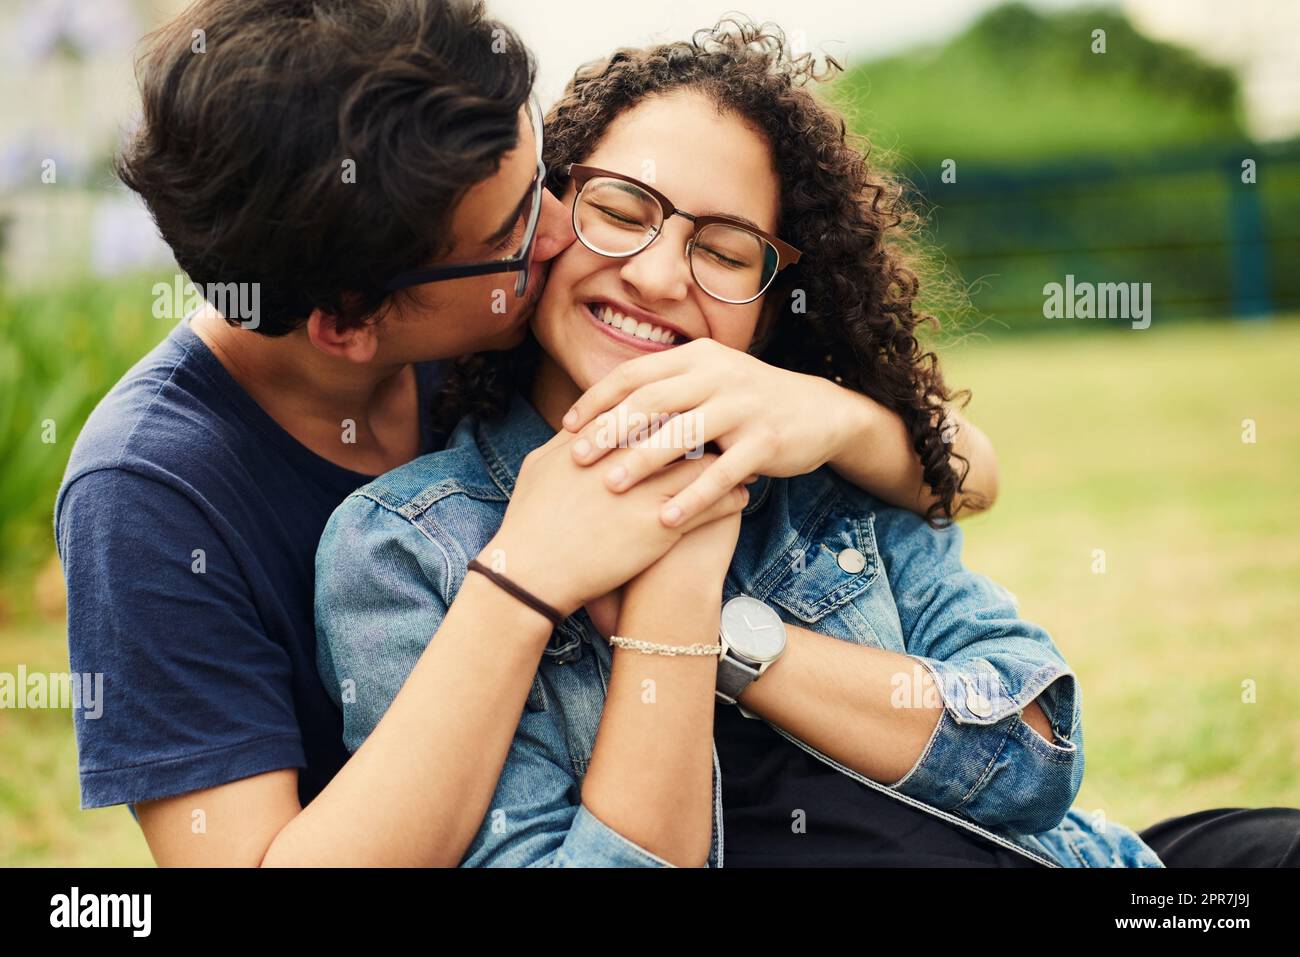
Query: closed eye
491 213 526 255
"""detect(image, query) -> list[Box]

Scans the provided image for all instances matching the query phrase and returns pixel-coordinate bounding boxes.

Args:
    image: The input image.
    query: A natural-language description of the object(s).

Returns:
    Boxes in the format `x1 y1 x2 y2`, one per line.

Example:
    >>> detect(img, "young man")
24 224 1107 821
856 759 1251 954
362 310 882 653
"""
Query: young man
57 0 1007 866
56 0 571 866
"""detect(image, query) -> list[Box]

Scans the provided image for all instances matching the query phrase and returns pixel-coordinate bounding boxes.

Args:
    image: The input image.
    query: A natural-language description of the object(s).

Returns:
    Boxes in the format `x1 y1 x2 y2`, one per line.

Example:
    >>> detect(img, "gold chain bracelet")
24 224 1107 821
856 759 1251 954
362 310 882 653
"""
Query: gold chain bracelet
607 635 723 657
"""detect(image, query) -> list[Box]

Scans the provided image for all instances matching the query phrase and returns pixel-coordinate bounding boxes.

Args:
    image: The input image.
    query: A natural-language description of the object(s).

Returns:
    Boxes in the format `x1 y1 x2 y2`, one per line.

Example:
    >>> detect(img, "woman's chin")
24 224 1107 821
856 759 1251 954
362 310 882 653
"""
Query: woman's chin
569 352 623 393
537 305 655 392
556 326 639 390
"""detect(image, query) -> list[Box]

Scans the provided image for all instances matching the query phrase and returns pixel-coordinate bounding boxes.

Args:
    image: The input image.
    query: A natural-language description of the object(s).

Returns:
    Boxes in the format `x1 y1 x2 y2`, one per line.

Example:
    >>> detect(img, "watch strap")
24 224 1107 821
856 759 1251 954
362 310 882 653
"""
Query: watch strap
715 653 760 705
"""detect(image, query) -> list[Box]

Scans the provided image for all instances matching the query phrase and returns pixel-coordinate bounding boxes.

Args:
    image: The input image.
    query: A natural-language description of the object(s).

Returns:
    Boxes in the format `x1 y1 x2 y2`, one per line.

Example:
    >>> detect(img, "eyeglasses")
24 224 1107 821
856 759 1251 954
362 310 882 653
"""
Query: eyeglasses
565 163 801 305
384 96 546 297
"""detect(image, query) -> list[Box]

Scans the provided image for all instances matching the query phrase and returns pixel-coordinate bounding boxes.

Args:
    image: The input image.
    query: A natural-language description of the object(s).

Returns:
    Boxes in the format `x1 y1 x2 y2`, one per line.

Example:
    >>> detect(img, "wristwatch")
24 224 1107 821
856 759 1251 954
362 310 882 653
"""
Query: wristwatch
716 596 788 715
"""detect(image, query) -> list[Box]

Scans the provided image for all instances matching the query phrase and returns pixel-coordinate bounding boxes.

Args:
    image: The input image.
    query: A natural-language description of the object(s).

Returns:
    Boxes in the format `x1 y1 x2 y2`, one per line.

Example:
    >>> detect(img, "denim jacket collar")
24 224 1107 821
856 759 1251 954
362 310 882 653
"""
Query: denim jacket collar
474 393 553 497
470 394 595 662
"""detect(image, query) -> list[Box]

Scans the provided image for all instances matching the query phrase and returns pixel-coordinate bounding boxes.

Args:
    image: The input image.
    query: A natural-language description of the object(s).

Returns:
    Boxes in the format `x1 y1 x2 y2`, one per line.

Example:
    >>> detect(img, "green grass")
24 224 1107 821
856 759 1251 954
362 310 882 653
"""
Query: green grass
0 274 173 584
944 318 1300 830
0 617 153 866
1 315 1296 865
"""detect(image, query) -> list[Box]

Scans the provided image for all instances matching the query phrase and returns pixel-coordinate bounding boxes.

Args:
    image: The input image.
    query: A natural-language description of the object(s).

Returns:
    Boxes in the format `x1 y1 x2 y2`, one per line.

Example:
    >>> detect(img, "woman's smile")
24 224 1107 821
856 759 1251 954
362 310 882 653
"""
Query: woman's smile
528 90 779 395
580 298 693 353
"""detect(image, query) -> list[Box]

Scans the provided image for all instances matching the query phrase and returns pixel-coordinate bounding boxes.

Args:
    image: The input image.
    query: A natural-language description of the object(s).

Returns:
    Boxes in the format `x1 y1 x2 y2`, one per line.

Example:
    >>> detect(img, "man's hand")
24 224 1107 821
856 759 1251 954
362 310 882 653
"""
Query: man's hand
560 338 866 528
487 428 749 618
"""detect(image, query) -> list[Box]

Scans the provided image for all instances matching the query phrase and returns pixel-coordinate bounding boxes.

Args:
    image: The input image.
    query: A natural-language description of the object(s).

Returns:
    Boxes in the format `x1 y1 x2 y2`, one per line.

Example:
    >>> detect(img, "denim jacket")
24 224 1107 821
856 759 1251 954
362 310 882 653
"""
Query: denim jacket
315 393 1163 868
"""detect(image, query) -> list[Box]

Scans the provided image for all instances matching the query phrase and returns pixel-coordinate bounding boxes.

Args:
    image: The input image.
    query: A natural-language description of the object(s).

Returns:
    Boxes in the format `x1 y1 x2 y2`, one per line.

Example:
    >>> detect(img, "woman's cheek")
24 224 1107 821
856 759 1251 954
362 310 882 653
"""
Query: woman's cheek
711 306 763 351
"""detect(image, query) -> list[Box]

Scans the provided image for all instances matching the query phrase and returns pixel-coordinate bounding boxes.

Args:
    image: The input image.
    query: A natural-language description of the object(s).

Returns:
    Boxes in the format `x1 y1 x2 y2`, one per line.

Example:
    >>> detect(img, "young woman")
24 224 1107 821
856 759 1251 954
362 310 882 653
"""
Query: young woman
314 23 1293 867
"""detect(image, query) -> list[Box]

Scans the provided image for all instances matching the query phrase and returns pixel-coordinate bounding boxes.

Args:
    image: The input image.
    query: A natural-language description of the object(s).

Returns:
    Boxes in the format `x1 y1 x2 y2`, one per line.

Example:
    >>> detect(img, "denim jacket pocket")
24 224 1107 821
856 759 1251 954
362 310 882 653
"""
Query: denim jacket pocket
759 501 909 657
758 503 881 625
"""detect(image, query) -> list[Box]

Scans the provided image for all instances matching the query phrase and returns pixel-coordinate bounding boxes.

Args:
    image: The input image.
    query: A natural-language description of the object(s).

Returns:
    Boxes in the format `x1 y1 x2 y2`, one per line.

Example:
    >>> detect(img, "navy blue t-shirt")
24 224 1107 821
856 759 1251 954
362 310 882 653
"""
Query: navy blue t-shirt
55 318 444 810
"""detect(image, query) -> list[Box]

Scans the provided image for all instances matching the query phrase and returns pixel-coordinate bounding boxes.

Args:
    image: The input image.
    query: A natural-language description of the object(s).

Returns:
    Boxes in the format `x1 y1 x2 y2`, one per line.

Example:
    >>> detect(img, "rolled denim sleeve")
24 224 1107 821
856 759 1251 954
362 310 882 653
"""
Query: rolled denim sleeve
482 799 676 868
561 805 676 867
872 507 1084 835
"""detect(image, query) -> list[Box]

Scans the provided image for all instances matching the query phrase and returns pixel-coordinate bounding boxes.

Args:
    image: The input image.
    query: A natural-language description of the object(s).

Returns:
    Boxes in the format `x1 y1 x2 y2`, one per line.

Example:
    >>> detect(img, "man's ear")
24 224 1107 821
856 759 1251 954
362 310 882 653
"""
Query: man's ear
305 307 380 364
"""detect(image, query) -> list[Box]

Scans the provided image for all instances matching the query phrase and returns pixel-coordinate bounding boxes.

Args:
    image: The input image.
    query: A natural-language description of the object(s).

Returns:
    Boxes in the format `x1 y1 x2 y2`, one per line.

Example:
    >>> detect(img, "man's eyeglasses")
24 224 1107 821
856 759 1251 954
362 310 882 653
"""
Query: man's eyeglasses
565 163 802 305
384 96 546 297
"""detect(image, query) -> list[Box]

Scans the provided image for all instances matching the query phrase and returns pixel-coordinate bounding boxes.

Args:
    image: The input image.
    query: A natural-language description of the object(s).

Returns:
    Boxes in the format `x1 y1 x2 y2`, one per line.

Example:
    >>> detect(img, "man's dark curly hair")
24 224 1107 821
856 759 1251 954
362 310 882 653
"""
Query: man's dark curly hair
435 17 973 522
117 0 534 336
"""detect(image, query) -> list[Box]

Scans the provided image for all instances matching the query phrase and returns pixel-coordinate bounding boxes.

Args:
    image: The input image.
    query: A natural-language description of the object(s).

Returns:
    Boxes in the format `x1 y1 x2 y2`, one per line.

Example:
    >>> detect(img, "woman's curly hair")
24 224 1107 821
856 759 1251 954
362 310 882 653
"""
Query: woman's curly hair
434 17 974 523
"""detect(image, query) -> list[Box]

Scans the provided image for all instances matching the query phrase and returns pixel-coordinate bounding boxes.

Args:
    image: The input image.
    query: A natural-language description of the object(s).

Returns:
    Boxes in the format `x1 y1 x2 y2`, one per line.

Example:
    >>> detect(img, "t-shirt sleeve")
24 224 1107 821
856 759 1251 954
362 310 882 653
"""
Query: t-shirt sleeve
57 468 306 809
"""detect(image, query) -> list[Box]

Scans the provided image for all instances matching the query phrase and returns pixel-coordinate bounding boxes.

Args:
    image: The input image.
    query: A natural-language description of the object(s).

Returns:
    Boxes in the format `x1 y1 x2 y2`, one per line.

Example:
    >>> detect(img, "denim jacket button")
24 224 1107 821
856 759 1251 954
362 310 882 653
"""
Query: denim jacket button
957 673 994 717
836 547 867 574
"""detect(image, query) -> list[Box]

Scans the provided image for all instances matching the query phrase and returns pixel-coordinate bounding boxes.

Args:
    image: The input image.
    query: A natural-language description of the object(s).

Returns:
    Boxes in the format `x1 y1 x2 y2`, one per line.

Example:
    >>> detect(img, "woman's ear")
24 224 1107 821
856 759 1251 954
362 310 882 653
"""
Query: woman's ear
306 306 380 364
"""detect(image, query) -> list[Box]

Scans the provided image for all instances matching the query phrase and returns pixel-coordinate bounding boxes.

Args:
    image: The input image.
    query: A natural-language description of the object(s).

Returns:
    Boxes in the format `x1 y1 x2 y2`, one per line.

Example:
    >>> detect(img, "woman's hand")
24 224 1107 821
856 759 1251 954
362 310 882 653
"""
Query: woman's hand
585 587 623 640
587 461 746 639
558 338 871 527
603 504 742 638
482 428 750 620
630 507 742 603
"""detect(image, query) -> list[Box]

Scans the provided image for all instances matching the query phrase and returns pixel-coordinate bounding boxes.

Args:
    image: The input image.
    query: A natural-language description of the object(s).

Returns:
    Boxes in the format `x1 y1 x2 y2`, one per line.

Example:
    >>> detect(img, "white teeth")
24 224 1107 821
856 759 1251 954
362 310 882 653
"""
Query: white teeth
591 303 680 346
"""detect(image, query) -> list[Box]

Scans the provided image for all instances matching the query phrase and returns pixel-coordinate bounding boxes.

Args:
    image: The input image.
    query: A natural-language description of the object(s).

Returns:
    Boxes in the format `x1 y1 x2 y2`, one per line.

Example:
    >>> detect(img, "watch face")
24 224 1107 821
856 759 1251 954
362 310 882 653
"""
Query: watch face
720 597 787 663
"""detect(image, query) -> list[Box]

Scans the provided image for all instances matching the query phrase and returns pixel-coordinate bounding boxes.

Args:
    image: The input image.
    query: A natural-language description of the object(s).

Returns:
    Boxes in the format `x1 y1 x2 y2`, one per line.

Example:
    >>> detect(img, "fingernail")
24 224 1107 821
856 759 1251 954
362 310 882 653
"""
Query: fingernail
573 438 591 458
662 504 683 526
606 465 627 487
563 407 578 429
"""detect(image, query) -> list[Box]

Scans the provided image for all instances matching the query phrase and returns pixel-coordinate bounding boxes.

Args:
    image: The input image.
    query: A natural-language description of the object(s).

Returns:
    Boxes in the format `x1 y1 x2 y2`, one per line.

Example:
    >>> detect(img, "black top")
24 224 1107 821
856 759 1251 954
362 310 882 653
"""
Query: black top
714 702 1046 867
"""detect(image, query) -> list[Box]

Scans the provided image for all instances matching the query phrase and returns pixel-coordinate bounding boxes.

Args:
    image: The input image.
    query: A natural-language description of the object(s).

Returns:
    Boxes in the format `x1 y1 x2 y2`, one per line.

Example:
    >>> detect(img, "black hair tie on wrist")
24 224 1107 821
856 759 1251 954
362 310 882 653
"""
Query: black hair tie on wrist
466 558 565 627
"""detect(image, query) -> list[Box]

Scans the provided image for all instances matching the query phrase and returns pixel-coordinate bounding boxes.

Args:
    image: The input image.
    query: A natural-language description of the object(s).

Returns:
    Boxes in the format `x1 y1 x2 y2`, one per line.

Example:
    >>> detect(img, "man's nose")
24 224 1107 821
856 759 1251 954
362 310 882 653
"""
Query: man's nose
530 190 576 263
